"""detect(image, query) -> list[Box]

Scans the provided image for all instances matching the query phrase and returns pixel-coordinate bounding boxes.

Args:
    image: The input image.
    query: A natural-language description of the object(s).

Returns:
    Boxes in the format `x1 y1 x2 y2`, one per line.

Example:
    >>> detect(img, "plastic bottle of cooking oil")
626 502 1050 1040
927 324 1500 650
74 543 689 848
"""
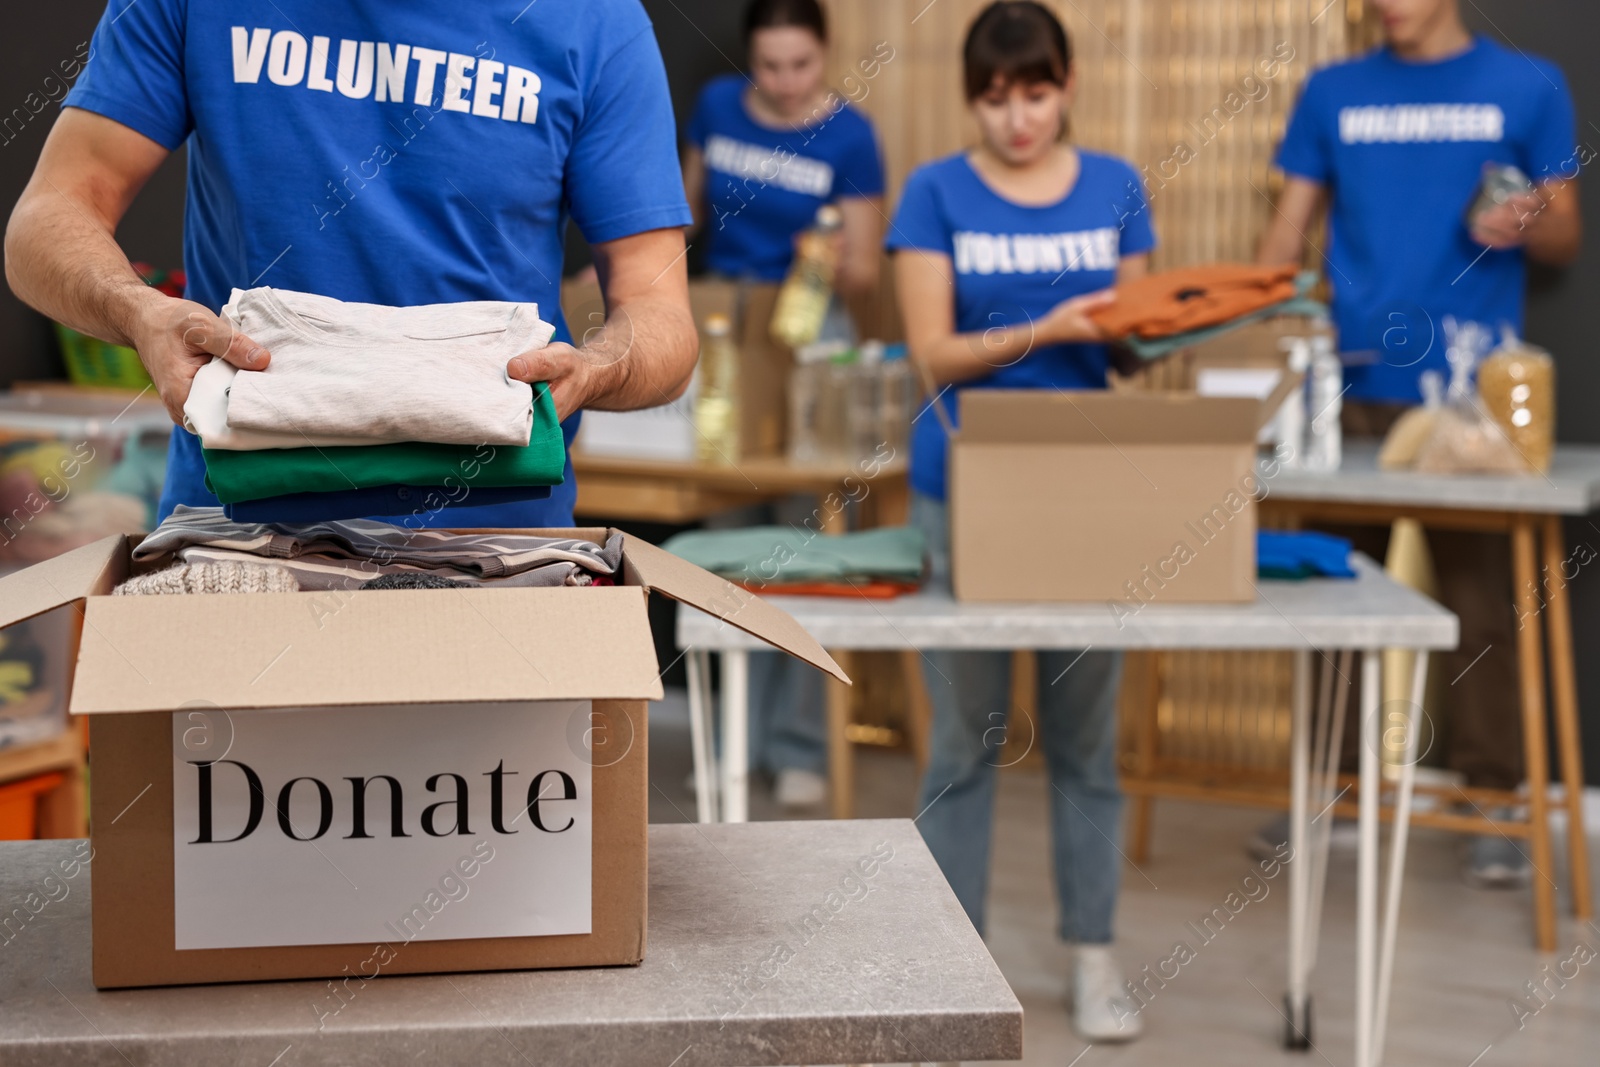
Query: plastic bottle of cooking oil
694 312 739 463
770 204 843 348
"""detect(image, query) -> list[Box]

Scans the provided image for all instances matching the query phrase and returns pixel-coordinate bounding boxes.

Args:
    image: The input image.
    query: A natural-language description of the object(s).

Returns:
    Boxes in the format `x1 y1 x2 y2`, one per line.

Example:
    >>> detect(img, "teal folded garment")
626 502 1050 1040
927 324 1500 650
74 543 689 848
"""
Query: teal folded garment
202 383 565 504
661 525 926 585
1125 274 1326 361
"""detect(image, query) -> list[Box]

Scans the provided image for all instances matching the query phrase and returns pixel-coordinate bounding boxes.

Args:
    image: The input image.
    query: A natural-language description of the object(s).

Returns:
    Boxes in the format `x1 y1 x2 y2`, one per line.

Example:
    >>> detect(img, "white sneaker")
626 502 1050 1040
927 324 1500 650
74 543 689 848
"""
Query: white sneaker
774 768 827 810
1072 945 1144 1042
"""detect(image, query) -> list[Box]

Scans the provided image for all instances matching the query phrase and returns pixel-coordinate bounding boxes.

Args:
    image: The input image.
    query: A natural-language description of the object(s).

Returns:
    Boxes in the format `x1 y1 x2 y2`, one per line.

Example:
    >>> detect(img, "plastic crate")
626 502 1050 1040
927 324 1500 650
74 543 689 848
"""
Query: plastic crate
54 323 154 391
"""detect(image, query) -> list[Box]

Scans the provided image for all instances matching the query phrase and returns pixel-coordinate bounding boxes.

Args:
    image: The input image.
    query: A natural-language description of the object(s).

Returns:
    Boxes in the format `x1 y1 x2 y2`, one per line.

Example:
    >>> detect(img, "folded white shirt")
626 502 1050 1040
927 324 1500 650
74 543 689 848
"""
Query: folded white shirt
184 358 404 450
196 287 555 449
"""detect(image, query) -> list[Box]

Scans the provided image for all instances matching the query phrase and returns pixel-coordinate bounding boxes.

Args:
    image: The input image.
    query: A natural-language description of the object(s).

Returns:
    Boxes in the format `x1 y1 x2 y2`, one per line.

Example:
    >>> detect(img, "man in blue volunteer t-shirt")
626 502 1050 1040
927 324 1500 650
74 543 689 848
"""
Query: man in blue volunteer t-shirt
1258 0 1582 887
5 1 697 529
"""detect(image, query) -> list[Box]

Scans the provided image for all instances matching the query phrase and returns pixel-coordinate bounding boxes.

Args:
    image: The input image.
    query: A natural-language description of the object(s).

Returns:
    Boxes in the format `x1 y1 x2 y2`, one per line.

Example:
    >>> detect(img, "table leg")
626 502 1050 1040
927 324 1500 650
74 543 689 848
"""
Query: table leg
1373 650 1428 1066
900 650 932 772
1307 649 1348 975
1511 517 1558 951
686 650 717 825
1285 649 1314 1047
1542 513 1592 920
828 651 856 820
1356 649 1381 1067
722 650 750 824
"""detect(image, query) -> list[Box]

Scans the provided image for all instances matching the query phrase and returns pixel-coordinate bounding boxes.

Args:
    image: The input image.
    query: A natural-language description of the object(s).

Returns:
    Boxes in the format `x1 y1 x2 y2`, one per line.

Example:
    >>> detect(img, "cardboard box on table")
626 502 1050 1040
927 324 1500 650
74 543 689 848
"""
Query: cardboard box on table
562 279 792 461
948 380 1297 605
0 530 844 989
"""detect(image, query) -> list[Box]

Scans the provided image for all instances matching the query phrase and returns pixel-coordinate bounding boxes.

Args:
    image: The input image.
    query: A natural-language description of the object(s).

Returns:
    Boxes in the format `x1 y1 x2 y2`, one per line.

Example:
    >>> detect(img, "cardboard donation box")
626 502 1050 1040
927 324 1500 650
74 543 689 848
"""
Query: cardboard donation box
949 384 1295 605
563 279 792 461
0 531 844 989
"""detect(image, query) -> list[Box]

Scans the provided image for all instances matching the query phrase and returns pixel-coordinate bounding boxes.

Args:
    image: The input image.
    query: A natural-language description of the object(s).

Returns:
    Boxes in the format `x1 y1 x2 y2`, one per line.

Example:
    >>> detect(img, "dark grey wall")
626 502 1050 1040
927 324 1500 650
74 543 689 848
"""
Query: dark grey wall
0 1 188 386
3 1 1596 773
1461 1 1600 776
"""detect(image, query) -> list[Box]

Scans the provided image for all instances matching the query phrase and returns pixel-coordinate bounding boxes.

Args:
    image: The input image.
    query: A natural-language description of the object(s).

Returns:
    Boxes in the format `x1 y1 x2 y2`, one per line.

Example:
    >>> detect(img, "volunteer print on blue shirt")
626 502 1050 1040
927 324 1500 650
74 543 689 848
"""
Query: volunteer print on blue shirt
887 151 1155 501
687 72 886 281
64 0 693 527
1275 36 1577 402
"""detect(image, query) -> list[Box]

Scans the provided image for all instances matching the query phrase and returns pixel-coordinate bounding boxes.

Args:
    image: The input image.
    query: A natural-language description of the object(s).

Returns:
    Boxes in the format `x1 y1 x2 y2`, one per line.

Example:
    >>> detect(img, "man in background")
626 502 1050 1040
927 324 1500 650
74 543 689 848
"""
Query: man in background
1259 0 1581 885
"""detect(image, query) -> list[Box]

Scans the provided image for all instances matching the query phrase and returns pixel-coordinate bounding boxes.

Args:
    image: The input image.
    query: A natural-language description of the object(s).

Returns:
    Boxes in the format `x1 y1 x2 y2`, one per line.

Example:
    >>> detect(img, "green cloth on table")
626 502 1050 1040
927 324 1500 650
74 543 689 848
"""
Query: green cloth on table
202 383 564 504
1123 274 1326 362
661 525 926 584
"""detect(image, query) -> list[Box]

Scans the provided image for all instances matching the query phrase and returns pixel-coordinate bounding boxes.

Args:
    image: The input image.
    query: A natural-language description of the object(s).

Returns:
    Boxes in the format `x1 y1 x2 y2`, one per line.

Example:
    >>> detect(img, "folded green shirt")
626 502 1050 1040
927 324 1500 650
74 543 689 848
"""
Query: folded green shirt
661 525 926 585
203 383 565 504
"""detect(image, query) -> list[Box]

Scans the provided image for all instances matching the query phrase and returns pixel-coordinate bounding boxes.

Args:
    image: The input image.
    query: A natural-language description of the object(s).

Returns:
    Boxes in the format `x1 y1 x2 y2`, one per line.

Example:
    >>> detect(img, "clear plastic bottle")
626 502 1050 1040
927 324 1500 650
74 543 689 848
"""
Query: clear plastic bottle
694 313 739 463
770 205 843 348
1276 336 1311 469
1305 336 1343 472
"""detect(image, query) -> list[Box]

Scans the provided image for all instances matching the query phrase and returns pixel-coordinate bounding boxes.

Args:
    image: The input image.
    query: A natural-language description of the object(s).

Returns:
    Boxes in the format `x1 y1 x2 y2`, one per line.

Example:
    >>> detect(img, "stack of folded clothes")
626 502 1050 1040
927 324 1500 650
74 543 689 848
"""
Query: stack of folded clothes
1256 530 1355 580
127 505 623 592
184 288 566 522
1089 264 1328 362
661 525 925 597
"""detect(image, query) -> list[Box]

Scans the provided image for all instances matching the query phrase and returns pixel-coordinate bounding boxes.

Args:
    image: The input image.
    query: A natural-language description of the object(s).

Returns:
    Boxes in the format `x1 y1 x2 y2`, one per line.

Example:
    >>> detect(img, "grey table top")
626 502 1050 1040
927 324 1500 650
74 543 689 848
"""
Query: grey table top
1260 440 1600 515
0 821 1020 1067
679 554 1456 652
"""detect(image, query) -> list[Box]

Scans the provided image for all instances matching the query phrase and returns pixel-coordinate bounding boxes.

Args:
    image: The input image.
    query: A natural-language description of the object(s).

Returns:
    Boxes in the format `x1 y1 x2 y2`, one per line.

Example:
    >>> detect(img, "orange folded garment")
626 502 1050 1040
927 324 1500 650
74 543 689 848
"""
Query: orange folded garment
735 579 921 599
1089 263 1299 340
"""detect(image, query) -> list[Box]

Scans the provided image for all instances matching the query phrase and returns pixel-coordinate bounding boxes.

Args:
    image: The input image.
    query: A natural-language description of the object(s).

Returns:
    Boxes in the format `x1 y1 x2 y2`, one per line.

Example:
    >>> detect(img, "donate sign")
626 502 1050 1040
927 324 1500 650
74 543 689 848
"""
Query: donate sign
170 701 592 951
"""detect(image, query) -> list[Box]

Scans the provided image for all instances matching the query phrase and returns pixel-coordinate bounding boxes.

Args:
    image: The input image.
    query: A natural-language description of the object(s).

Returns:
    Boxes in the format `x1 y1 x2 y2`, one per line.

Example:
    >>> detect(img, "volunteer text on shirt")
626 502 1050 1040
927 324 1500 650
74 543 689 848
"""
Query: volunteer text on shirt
230 28 541 124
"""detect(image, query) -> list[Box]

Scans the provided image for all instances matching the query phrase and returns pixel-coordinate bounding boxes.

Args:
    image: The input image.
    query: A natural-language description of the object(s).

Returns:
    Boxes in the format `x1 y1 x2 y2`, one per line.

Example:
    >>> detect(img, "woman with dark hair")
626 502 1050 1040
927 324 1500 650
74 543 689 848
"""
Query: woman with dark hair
683 0 885 300
681 0 887 811
887 0 1153 1042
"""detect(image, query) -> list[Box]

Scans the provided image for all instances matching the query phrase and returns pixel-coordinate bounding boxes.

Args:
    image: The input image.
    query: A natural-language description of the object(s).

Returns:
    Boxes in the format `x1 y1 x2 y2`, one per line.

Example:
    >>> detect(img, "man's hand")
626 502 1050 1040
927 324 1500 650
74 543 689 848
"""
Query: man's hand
1471 192 1545 250
504 228 697 422
508 339 619 422
128 291 271 422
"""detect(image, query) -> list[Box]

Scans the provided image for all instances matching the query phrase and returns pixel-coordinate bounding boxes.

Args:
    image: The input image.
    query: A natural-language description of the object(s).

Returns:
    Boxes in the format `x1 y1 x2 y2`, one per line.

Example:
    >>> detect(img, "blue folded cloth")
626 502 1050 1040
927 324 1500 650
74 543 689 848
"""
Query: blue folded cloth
1257 530 1355 580
224 484 549 523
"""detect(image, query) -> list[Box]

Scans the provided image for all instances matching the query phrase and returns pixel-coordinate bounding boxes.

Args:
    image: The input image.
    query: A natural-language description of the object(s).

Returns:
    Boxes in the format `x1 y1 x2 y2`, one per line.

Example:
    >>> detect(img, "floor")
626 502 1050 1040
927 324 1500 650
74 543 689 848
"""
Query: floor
647 689 1600 1066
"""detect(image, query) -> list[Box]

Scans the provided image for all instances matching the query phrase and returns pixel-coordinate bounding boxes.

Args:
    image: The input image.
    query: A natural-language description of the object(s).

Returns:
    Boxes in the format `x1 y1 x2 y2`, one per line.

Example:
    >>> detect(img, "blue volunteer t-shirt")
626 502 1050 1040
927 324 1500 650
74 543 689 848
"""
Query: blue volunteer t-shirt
887 151 1155 500
1276 36 1576 402
687 73 885 281
65 0 693 526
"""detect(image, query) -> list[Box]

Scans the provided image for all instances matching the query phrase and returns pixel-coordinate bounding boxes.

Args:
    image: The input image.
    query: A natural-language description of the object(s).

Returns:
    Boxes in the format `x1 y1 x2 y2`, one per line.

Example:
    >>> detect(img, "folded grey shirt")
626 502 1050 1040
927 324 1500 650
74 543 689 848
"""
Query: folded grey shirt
220 287 554 447
135 505 623 580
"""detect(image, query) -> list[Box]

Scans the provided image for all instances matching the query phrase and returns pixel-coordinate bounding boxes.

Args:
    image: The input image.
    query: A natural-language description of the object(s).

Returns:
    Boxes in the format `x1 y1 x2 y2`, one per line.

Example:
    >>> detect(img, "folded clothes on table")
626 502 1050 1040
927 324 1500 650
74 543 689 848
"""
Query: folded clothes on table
199 381 565 504
661 525 925 588
1257 530 1355 580
734 579 921 599
223 483 550 523
135 505 623 584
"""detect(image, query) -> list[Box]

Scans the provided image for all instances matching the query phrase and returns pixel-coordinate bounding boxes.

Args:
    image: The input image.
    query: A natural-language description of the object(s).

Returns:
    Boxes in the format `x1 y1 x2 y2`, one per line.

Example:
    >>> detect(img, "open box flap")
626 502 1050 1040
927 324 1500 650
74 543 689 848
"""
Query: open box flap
960 390 1266 446
69 585 665 714
0 533 125 632
621 534 849 684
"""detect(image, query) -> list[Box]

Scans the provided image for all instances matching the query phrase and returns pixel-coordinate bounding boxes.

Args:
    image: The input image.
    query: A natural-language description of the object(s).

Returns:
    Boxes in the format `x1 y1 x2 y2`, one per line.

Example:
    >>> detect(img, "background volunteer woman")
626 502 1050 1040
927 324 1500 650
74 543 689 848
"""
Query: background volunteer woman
680 0 887 809
682 0 884 306
887 1 1152 1042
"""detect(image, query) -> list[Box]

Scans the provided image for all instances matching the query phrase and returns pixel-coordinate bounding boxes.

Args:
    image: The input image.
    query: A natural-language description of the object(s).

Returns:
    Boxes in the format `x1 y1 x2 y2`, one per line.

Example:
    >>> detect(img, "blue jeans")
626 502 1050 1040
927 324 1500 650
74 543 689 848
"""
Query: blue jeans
910 492 1125 943
748 651 826 775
